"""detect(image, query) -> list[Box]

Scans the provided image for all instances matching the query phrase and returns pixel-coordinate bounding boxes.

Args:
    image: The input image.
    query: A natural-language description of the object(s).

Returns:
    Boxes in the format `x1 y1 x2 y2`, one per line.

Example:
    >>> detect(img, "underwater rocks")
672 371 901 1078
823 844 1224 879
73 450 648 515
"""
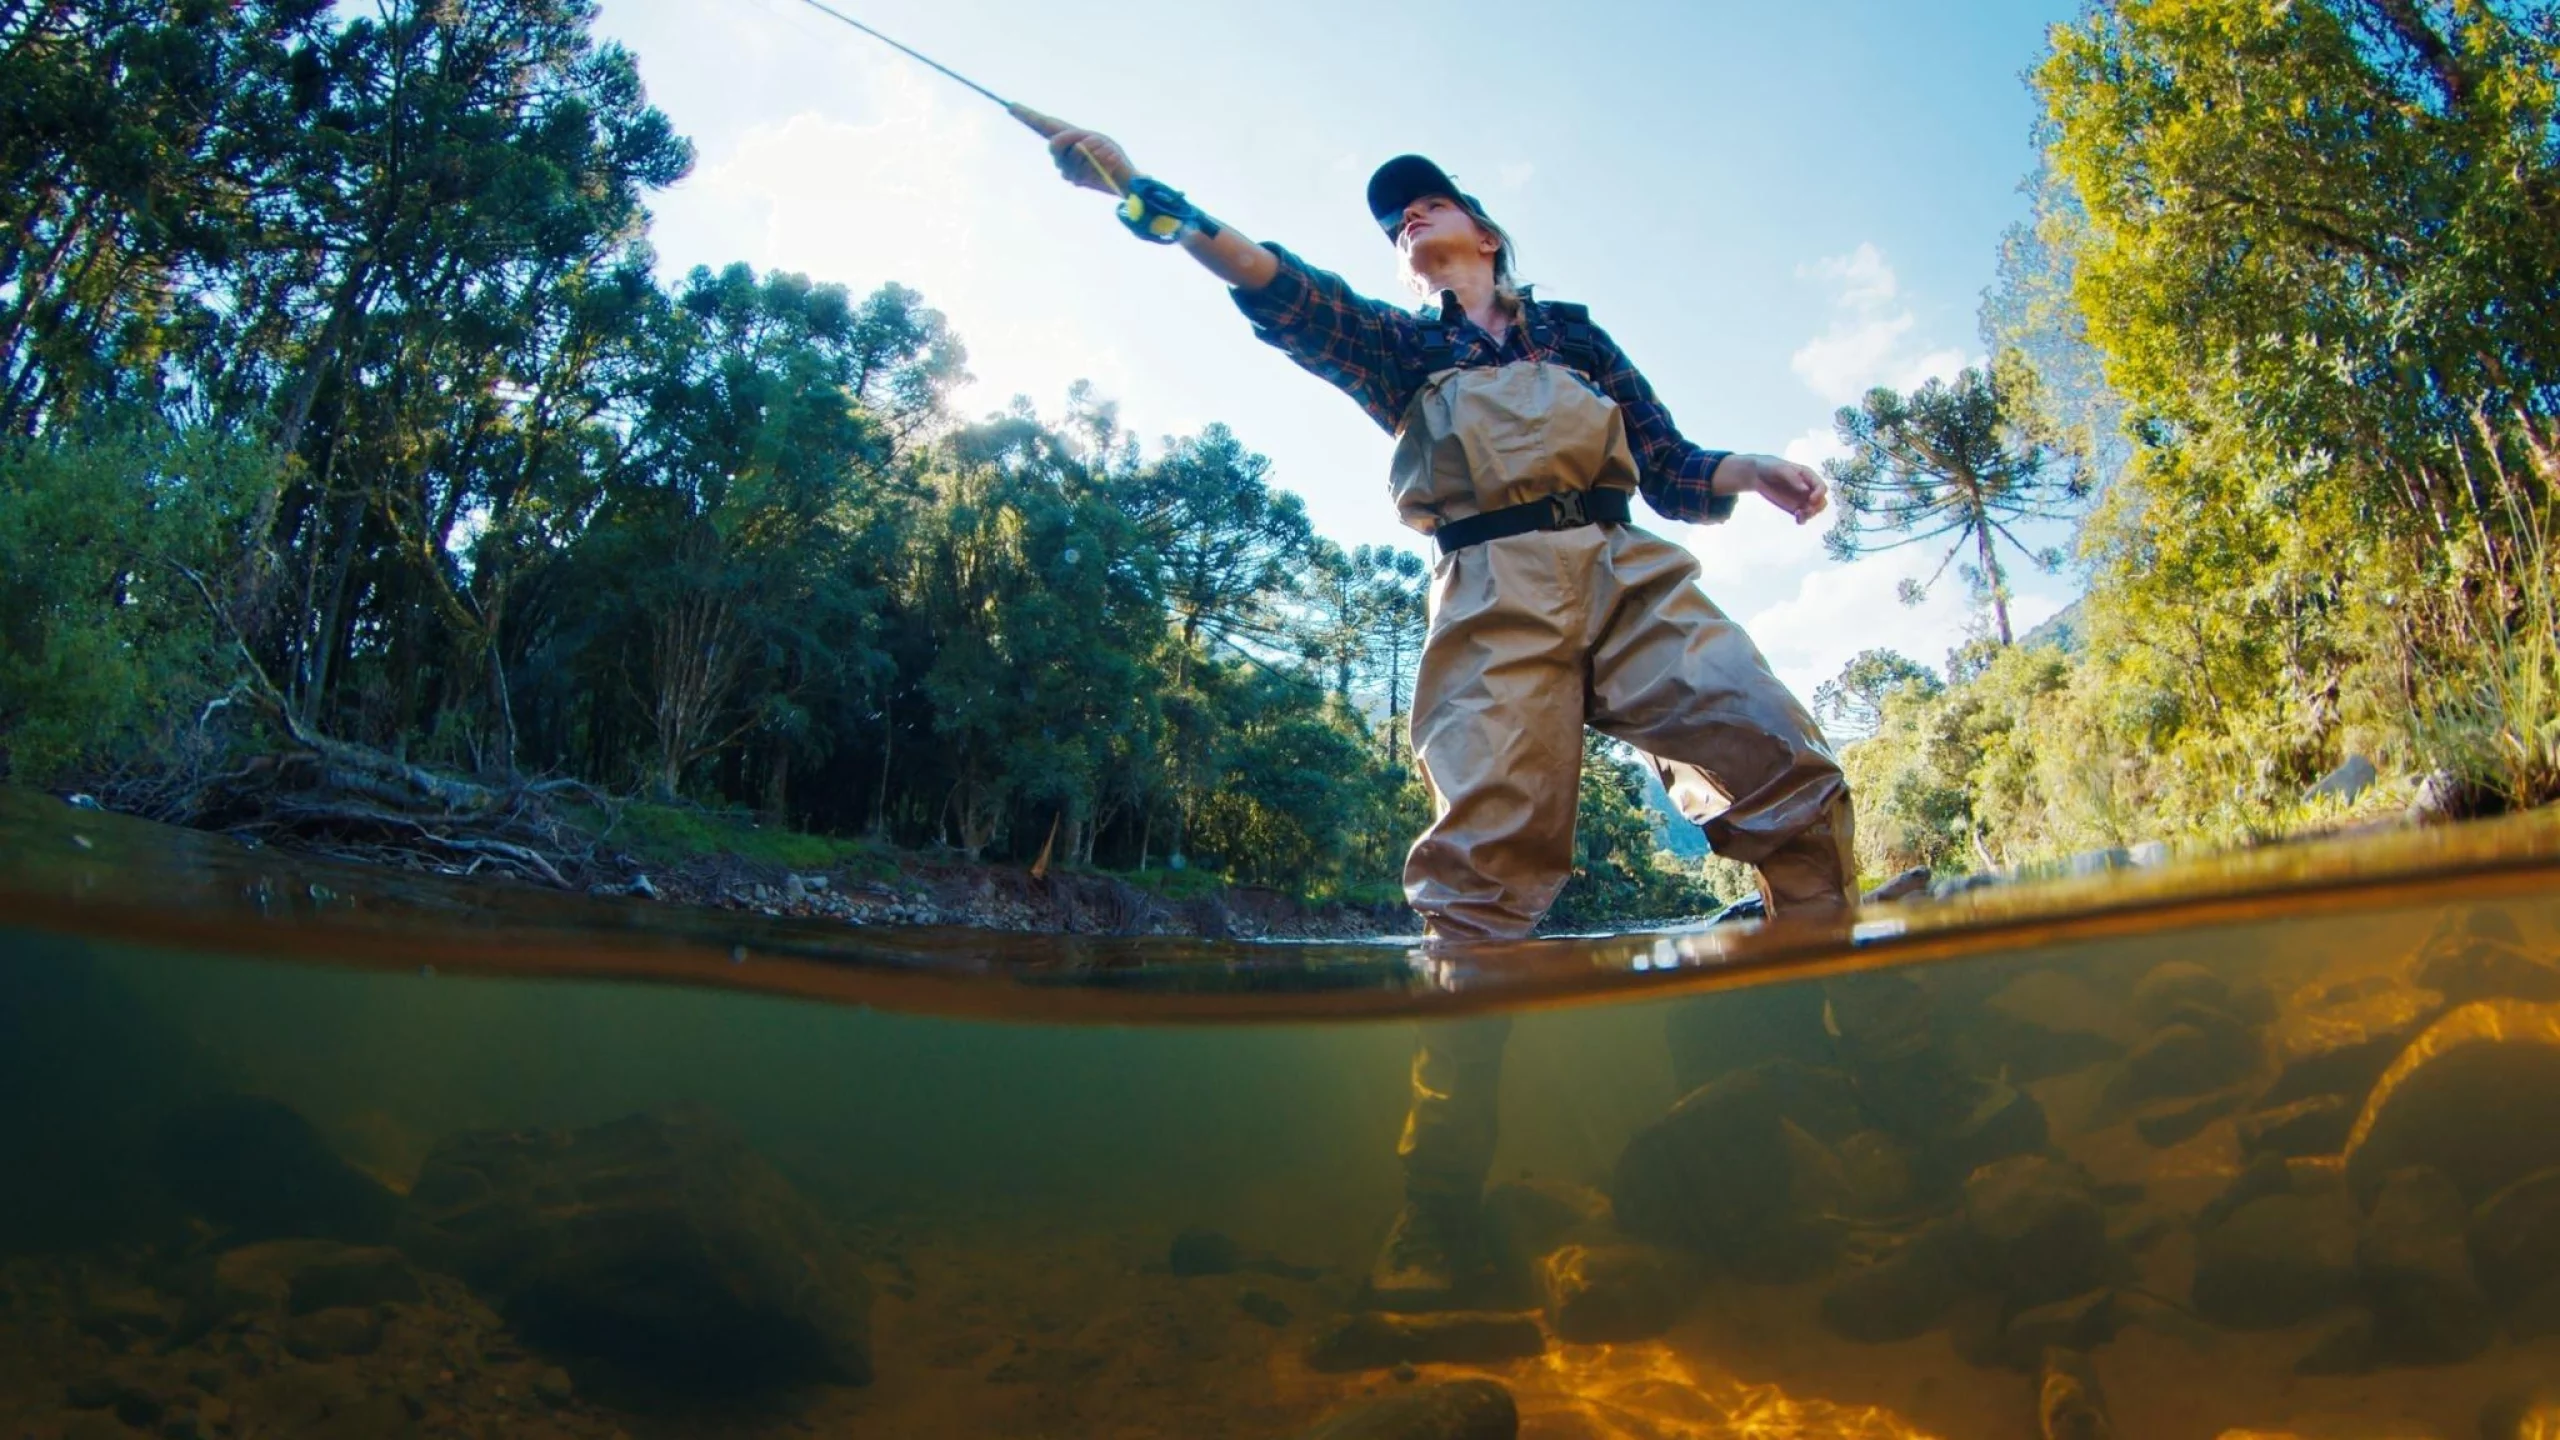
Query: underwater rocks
2345 999 2560 1206
2192 1189 2362 1329
174 1239 426 1347
1818 1157 2120 1361
2261 986 2446 1110
1976 970 2139 1081
400 1103 873 1388
153 1094 400 1245
1292 1378 1518 1440
1536 1239 1702 1344
10 1248 628 1440
1168 1227 1242 1276
1303 1312 1545 1373
1817 1220 1968 1343
1960 1157 2107 1309
2470 1166 2560 1308
2409 908 2560 1004
2116 1008 2258 1103
2132 1089 2246 1148
1608 1060 1861 1278
2189 1148 2510 1365
2355 1166 2493 1363
2237 1095 2359 1161
2132 962 2233 1028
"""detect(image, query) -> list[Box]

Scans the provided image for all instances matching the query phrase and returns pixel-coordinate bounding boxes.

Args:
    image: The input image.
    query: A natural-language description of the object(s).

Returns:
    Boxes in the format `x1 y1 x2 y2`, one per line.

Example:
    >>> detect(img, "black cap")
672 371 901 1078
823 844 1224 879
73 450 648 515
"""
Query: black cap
1366 154 1485 239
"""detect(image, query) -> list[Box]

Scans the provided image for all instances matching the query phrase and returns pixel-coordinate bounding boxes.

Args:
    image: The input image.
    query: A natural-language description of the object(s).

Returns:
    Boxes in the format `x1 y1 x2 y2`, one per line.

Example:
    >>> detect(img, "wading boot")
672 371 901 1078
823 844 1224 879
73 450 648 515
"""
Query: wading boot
1367 1014 1511 1311
1367 1196 1479 1311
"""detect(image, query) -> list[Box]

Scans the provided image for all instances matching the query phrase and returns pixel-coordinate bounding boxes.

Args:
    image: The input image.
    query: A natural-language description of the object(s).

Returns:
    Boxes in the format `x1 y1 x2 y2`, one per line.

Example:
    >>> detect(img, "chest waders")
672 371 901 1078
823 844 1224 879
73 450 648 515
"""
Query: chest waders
1369 302 1857 1309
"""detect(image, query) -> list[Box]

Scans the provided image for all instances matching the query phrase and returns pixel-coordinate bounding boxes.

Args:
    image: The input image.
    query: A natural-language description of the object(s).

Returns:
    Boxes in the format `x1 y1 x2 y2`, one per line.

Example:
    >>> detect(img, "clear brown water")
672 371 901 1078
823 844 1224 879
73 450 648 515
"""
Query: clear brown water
7 787 2560 1439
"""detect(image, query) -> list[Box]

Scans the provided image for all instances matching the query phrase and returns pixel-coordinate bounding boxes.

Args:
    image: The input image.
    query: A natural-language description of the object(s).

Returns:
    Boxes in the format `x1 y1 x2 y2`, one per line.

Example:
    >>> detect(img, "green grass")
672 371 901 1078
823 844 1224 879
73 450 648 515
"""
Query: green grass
1118 862 1239 903
576 801 897 878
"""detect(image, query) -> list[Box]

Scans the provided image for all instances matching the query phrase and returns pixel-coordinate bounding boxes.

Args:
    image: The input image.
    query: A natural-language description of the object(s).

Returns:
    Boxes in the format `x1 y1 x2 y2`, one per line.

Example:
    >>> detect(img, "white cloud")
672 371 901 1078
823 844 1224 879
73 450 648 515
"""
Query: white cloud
1782 426 1849 469
1788 243 1970 405
1803 242 1898 309
1495 161 1535 193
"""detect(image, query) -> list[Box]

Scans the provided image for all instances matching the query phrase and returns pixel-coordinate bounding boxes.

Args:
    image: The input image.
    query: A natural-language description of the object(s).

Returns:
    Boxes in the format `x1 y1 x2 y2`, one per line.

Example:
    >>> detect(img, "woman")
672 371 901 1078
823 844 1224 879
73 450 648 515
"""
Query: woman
1037 121 1857 1305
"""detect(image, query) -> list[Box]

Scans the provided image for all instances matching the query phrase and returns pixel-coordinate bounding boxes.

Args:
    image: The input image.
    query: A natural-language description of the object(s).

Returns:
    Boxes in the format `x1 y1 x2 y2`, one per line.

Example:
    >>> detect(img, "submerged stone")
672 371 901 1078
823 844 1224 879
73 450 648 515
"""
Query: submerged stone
2238 1096 2357 1160
1997 1289 2123 1374
400 1103 873 1389
1972 971 2132 1082
153 1094 398 1245
1961 1156 2107 1308
2262 988 2446 1108
2192 1191 2361 1329
1833 1130 1919 1220
1481 1178 1609 1292
2345 1000 2560 1207
1303 1312 1545 1373
176 1239 424 1343
2198 1152 2301 1232
2469 1165 2560 1306
1608 1060 1859 1273
2411 909 2558 1005
2134 1089 2245 1148
1168 1227 1242 1276
1293 1378 1518 1440
2356 1166 2492 1364
2132 963 2230 1029
2292 1311 2378 1376
1537 1239 1701 1344
1928 1080 2050 1187
1817 1219 1969 1344
281 1304 384 1360
2118 1012 2253 1102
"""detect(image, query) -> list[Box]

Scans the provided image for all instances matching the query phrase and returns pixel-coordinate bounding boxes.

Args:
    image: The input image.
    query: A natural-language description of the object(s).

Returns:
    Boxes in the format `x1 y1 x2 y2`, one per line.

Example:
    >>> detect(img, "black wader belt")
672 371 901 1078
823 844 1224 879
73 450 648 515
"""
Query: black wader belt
1434 487 1631 554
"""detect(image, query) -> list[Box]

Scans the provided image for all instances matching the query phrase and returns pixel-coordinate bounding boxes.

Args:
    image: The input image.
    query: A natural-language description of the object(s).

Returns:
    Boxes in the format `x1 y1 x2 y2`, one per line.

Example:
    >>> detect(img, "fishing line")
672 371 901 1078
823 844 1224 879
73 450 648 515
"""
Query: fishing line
773 0 1218 242
782 0 1033 125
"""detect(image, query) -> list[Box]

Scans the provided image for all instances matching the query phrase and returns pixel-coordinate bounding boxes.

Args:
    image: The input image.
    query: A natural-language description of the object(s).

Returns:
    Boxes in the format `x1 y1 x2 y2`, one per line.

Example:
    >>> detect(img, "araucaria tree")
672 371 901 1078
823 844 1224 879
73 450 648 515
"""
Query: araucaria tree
1823 367 2085 644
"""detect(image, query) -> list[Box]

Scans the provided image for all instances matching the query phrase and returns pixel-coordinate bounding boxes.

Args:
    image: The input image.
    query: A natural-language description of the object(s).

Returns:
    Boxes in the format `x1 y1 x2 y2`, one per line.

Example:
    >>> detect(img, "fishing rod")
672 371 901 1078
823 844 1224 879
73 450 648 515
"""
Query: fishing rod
779 0 1216 243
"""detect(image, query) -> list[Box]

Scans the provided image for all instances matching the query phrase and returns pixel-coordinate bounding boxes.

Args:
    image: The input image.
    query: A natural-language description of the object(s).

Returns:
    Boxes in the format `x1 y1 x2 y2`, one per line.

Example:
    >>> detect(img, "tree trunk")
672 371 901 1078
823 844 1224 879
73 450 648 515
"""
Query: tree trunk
1975 517 2014 645
868 694 894 838
760 735 790 826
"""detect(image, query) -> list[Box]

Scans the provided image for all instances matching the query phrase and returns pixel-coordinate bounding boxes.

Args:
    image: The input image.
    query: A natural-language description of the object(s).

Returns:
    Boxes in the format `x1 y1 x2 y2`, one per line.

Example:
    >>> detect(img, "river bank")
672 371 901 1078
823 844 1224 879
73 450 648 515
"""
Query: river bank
49 785 1421 943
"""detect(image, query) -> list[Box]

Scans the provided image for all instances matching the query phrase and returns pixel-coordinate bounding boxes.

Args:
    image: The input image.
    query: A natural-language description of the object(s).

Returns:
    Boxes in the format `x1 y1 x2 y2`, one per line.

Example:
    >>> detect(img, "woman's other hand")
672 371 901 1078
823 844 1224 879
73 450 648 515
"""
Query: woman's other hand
1716 454 1830 524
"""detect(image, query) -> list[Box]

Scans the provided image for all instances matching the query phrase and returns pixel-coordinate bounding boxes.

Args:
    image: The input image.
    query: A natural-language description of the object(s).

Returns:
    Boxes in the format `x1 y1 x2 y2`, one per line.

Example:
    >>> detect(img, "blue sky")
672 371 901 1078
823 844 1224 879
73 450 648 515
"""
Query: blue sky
592 0 2081 698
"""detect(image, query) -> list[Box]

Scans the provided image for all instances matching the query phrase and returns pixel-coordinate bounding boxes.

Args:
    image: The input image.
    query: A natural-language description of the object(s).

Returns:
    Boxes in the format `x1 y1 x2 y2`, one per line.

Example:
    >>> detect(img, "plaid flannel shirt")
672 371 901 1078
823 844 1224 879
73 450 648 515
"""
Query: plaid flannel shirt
1231 244 1737 525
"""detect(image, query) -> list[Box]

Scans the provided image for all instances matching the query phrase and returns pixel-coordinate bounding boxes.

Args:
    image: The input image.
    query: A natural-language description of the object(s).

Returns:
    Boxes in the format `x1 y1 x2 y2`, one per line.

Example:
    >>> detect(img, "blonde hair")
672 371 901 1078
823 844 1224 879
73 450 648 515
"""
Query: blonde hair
1398 201 1524 303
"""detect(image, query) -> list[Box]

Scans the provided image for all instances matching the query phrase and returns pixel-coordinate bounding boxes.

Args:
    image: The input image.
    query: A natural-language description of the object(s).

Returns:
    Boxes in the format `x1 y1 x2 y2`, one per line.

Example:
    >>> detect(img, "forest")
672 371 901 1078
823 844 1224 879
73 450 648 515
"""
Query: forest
1825 0 2560 880
1 0 2554 920
0 0 1702 921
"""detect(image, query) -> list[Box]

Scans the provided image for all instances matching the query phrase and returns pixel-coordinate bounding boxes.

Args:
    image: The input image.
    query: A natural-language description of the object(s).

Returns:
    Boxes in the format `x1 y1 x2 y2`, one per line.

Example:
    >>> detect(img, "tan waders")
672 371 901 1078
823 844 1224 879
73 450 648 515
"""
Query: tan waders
1368 358 1855 1309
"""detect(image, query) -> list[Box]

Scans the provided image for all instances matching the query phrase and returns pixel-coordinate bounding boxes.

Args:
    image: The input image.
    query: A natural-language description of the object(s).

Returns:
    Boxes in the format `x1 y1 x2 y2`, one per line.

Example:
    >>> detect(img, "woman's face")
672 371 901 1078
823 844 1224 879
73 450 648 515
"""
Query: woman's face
1396 195 1499 280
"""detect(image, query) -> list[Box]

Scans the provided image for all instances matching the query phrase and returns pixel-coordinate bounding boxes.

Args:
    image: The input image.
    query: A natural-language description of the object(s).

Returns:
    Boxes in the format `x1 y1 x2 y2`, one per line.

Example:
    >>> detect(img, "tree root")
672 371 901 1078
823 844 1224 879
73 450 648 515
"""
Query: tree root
148 558 615 889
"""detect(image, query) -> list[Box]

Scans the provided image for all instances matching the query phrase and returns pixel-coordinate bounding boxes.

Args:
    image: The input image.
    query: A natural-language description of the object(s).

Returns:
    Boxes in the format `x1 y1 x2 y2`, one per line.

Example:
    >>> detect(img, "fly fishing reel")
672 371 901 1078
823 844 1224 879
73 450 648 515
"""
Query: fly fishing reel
1116 177 1220 245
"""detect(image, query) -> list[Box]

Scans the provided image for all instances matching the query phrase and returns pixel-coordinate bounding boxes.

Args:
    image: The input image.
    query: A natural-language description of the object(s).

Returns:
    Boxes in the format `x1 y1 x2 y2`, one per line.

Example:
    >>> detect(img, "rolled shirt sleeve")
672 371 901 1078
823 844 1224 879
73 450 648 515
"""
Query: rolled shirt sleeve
1230 245 1423 434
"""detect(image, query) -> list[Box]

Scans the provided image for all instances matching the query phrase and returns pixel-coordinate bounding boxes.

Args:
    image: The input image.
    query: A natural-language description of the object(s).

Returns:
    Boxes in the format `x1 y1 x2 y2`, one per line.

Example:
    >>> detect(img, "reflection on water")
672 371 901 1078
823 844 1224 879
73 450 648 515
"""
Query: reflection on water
5 792 2560 1437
